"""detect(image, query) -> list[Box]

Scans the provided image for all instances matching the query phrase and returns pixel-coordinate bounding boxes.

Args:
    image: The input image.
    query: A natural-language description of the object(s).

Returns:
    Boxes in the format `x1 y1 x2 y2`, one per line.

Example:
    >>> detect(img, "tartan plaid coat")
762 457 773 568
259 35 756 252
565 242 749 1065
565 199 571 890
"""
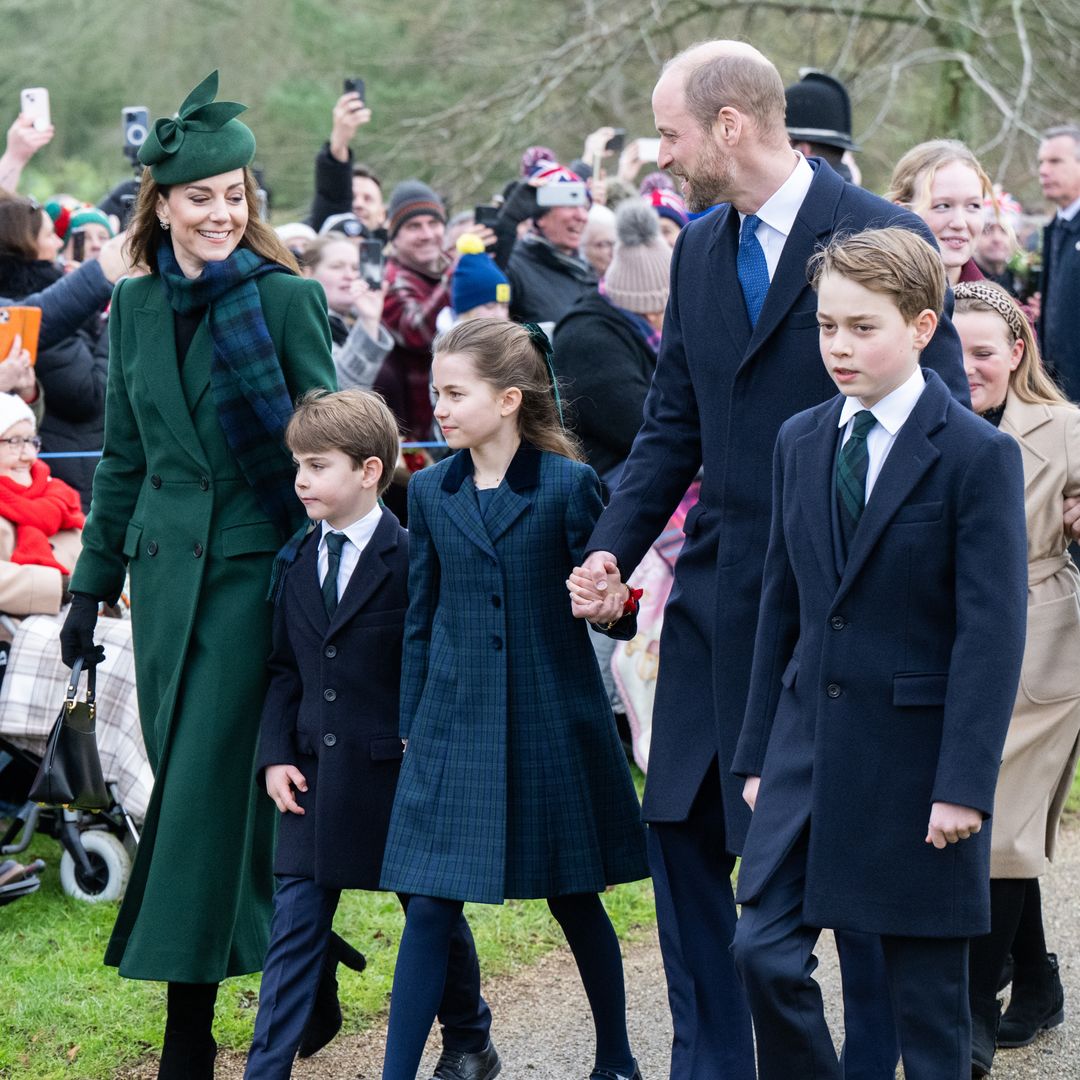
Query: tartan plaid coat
70 272 335 982
380 444 649 903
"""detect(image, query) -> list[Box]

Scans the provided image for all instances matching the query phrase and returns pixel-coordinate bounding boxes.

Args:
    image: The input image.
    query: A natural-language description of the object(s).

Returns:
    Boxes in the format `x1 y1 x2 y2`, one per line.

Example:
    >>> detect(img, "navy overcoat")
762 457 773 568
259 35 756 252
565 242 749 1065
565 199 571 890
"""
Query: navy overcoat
380 444 649 904
257 508 408 890
731 371 1028 938
588 160 969 852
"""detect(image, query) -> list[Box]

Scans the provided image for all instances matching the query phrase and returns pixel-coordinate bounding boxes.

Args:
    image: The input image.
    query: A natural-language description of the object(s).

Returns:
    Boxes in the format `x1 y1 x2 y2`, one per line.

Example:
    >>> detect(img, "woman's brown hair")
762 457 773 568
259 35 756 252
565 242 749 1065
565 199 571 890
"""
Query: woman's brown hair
0 194 46 262
953 281 1074 409
432 319 582 461
127 168 299 275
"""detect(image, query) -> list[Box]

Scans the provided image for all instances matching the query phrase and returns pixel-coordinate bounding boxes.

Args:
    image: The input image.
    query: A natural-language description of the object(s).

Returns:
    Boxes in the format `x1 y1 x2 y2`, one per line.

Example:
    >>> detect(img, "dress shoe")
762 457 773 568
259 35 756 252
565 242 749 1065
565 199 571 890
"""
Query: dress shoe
430 1039 501 1079
297 931 367 1058
971 995 1001 1077
590 1062 641 1080
158 1035 216 1079
998 952 1064 1048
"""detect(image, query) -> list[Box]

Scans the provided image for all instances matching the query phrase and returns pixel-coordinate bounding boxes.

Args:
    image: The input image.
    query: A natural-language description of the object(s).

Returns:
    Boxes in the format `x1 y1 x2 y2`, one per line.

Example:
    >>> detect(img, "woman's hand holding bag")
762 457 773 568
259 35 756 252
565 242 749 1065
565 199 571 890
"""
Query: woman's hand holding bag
59 592 106 668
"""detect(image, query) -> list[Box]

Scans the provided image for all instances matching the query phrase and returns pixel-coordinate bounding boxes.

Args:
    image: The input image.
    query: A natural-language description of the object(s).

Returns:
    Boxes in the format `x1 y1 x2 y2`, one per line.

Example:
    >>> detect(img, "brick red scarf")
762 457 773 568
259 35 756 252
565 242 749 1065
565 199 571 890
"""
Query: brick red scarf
0 460 84 573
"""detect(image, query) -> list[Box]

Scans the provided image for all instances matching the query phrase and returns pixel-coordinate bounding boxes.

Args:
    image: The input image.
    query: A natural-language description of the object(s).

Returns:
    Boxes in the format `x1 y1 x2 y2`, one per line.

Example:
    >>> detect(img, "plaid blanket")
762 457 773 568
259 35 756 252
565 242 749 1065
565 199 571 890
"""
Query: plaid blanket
0 614 150 821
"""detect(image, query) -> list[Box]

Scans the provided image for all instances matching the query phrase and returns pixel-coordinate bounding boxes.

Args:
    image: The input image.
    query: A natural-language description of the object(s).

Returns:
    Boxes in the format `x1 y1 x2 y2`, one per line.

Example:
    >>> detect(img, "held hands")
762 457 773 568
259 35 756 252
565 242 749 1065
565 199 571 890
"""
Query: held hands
742 775 761 811
266 764 307 815
925 801 982 849
567 550 627 625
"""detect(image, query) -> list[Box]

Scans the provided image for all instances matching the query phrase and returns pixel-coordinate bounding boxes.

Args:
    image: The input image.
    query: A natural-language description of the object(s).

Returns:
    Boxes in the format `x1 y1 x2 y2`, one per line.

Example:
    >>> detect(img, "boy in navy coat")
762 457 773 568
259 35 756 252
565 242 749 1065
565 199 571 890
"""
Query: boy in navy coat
729 229 1029 1080
245 390 498 1080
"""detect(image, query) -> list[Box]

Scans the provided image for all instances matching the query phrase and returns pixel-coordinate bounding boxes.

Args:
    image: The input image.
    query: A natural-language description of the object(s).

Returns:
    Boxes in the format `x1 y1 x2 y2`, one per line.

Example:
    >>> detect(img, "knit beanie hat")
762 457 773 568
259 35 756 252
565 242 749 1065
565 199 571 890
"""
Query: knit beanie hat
387 180 446 241
44 200 74 242
531 162 591 219
139 71 256 185
646 188 689 229
319 212 366 238
0 392 37 437
521 145 557 177
639 171 677 196
68 207 116 238
451 235 511 315
604 200 671 314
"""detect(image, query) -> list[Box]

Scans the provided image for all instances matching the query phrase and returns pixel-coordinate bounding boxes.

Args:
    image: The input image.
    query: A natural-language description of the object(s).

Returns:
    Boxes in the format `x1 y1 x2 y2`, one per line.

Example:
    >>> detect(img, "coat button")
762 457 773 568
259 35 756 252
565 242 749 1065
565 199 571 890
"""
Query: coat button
324 688 337 702
192 542 204 558
147 541 158 556
323 733 337 747
324 645 337 659
492 635 503 650
826 683 842 698
150 474 162 489
491 594 502 608
830 616 846 630
199 476 210 491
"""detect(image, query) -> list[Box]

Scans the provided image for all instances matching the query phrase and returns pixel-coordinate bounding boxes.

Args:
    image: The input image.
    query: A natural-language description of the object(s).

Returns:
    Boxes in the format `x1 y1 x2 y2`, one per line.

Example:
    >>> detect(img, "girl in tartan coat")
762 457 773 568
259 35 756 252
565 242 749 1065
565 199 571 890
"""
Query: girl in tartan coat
379 319 649 1080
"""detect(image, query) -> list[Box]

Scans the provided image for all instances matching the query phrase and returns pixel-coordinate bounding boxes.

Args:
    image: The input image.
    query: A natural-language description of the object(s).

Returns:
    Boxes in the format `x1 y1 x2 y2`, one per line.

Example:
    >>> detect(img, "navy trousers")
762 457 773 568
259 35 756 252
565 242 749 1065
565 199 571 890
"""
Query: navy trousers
731 831 971 1080
648 770 756 1080
835 931 901 1080
245 876 491 1079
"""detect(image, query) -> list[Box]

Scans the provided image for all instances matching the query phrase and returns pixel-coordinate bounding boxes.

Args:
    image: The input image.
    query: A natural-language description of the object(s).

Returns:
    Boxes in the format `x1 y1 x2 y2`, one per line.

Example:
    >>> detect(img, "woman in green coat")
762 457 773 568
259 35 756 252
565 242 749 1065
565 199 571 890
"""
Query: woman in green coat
60 73 336 1078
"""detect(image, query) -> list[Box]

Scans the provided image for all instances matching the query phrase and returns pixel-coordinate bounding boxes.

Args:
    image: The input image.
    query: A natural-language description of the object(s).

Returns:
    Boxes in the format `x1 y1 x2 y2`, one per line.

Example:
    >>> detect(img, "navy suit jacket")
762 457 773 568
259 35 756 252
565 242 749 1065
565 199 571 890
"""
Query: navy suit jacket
257 507 409 890
1038 212 1080 402
588 158 969 850
731 370 1027 938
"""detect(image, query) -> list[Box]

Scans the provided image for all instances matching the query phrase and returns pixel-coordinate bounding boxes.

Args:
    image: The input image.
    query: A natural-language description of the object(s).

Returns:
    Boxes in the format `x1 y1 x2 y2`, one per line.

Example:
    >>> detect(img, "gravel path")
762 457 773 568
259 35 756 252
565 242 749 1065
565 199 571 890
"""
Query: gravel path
195 820 1080 1079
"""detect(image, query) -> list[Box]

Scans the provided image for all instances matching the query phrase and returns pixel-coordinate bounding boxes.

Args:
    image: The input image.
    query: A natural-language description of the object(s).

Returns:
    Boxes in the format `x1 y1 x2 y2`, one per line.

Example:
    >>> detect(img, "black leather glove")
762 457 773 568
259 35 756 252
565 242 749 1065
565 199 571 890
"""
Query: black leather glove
59 592 106 668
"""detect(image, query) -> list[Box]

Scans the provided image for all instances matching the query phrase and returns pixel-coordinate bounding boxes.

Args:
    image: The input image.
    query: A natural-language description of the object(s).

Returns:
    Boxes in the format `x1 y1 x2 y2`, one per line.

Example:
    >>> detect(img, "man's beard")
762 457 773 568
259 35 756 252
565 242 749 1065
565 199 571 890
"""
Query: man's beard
681 140 736 213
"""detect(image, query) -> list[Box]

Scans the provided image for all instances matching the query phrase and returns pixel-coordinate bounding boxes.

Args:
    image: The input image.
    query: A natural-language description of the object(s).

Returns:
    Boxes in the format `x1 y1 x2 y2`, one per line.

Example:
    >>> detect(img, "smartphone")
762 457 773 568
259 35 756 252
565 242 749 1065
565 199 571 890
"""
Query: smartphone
536 181 588 208
122 106 150 160
359 239 384 289
19 88 50 132
474 205 500 228
0 307 42 365
70 231 86 263
343 77 366 101
636 137 661 163
605 128 626 154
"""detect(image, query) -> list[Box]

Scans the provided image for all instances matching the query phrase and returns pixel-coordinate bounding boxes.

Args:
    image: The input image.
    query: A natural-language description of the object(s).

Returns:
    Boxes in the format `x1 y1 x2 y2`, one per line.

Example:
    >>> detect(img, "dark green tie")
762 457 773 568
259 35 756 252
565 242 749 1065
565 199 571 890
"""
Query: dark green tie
836 410 877 554
322 531 347 618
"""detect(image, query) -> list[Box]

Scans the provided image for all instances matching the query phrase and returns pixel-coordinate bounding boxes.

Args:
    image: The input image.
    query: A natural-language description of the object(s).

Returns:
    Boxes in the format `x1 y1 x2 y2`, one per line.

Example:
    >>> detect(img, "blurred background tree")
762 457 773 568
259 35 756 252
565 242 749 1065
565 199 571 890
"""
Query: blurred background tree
2 0 1076 217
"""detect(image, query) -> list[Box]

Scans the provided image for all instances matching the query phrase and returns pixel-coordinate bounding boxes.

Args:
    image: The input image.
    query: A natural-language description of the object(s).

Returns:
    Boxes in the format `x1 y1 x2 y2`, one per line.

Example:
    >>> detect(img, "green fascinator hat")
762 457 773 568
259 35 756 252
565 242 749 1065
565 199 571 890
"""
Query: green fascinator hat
139 71 256 185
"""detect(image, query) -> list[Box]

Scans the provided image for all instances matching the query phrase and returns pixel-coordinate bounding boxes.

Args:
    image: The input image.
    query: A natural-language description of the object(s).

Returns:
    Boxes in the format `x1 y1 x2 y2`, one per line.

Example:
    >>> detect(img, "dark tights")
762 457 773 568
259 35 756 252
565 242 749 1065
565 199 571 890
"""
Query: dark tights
158 982 218 1079
382 893 633 1080
969 878 1047 1001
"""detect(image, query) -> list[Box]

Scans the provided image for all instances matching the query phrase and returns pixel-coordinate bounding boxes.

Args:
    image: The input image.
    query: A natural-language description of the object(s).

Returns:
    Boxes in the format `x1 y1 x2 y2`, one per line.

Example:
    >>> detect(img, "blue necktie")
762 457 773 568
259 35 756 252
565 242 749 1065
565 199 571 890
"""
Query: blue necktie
322 531 347 618
737 213 770 327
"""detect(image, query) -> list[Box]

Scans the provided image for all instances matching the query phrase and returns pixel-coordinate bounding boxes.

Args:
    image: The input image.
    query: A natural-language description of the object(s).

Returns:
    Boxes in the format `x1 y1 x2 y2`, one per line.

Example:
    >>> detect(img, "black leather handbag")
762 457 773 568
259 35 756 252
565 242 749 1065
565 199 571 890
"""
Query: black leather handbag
28 658 110 811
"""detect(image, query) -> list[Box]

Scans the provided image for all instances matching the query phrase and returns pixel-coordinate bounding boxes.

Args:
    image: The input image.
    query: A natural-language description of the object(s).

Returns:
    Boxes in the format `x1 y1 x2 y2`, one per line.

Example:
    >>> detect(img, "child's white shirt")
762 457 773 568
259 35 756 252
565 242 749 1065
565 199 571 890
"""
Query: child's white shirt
318 504 382 599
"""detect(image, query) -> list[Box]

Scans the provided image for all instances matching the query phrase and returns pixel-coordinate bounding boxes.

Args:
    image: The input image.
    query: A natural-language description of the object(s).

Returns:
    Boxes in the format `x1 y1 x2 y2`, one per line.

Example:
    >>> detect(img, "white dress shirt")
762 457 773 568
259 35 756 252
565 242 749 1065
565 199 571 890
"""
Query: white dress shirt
738 153 815 281
318 504 383 600
1058 194 1080 222
838 367 927 501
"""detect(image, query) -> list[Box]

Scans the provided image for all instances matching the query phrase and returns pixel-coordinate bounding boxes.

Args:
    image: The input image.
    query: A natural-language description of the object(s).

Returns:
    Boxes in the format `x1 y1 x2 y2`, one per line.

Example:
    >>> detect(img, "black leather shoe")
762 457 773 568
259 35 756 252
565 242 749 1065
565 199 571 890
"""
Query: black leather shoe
590 1062 641 1080
431 1039 501 1079
297 932 367 1058
998 952 1064 1048
158 1035 216 1079
971 995 1001 1077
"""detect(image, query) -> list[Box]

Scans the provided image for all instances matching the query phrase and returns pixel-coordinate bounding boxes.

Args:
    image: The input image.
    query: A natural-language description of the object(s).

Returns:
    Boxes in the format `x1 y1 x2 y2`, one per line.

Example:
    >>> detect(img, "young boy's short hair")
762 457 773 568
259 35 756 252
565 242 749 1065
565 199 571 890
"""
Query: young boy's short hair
808 227 947 323
287 388 400 496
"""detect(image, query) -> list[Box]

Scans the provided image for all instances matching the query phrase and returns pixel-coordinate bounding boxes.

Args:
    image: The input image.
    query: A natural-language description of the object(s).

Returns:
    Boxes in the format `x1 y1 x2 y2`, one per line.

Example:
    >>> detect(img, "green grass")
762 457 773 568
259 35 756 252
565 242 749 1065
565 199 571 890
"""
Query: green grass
1067 761 1080 815
0 770 656 1079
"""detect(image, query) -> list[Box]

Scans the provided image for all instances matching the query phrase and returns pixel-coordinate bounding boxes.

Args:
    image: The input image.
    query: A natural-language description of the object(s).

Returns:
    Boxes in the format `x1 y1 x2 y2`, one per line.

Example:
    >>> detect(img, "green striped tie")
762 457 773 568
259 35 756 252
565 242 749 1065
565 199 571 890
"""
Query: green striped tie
322 531 347 618
836 410 877 554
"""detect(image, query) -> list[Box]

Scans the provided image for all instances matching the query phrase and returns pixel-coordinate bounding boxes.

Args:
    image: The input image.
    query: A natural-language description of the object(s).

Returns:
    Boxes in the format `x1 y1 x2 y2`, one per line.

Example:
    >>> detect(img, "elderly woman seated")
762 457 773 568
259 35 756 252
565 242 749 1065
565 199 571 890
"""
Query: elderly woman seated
0 393 150 820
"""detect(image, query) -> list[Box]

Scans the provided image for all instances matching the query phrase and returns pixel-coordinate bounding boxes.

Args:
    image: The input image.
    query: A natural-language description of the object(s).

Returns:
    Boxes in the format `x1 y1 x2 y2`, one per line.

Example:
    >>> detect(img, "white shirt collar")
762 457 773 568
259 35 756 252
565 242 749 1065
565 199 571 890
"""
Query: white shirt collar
1058 194 1080 222
838 367 926 435
320 503 382 552
738 153 815 239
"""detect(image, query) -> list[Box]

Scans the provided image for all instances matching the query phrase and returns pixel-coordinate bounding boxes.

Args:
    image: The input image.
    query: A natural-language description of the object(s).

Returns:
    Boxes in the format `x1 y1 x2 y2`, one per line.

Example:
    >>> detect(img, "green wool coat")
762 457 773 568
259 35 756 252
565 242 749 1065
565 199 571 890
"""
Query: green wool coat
71 271 335 982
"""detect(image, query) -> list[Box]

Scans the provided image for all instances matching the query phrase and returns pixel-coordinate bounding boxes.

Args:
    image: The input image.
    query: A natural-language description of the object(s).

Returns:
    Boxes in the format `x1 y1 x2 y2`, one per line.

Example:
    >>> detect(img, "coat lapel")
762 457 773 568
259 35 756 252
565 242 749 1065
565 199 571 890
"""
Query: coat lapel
180 318 213 413
706 205 752 355
833 373 948 606
795 400 844 593
135 290 209 472
441 451 497 559
742 161 843 365
291 530 329 638
328 510 398 633
1001 396 1052 493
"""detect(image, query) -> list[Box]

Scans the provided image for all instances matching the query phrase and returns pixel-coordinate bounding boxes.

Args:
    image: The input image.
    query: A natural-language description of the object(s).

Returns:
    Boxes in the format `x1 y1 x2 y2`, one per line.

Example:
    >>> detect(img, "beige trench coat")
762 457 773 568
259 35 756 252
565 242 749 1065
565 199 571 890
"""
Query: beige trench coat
0 516 80 620
992 395 1080 877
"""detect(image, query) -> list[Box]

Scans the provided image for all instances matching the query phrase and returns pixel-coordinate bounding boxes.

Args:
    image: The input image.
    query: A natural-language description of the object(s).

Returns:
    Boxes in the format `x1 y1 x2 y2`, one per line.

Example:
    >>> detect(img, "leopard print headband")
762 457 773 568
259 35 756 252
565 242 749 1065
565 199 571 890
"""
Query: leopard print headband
953 281 1027 342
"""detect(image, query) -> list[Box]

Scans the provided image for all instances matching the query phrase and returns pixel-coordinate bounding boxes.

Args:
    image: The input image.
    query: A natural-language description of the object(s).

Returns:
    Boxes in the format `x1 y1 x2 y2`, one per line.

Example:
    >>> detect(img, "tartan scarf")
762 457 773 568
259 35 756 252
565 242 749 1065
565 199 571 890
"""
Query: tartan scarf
157 240 299 540
0 460 85 574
